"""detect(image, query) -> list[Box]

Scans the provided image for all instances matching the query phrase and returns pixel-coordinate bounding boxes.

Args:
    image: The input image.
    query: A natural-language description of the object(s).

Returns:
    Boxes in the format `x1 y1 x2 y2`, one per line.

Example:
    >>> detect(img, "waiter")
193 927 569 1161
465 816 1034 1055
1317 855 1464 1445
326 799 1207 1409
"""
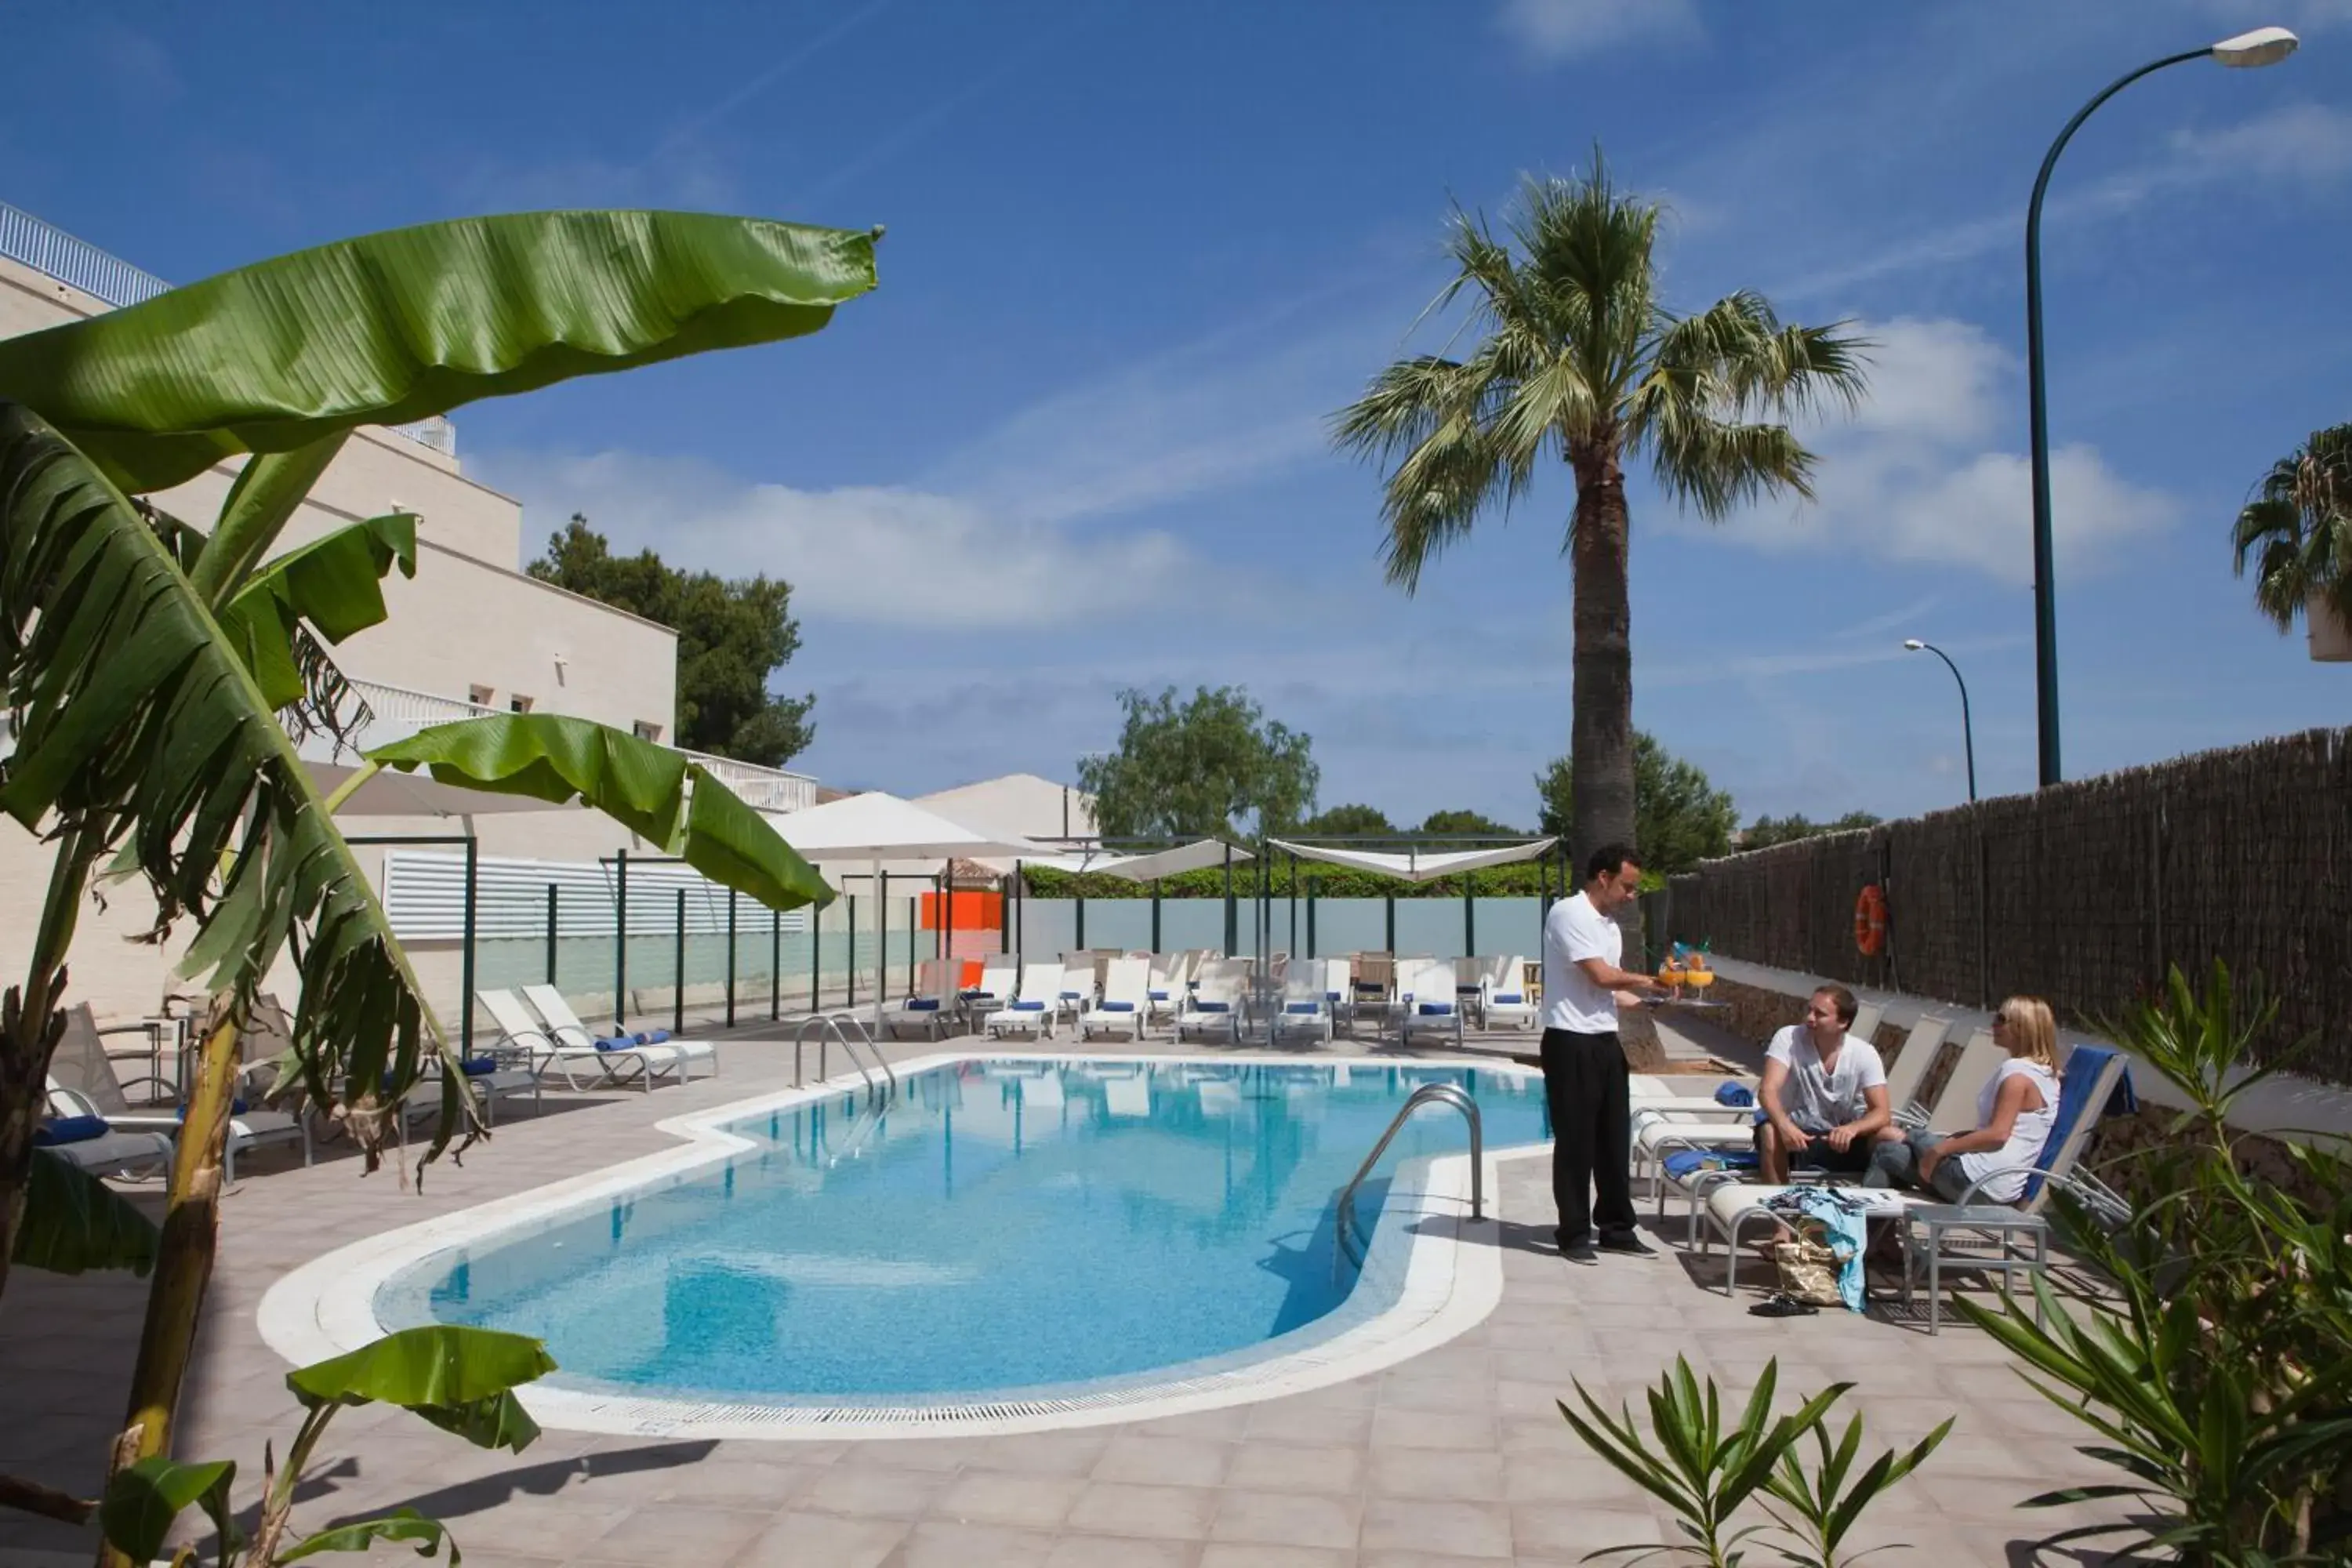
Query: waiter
1541 842 1662 1264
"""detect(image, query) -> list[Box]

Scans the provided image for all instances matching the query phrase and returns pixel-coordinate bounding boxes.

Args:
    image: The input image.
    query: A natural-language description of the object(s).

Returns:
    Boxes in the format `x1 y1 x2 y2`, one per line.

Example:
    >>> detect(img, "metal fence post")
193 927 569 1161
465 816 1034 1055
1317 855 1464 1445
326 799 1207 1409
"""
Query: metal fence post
673 887 687 1036
847 894 858 1007
771 904 782 1022
1385 890 1396 953
546 883 559 987
1288 851 1298 956
726 888 738 1029
1462 872 1475 959
1076 892 1087 950
1151 880 1162 952
1222 844 1236 956
613 847 629 1031
810 893 822 1011
461 834 478 1056
1002 872 1013 955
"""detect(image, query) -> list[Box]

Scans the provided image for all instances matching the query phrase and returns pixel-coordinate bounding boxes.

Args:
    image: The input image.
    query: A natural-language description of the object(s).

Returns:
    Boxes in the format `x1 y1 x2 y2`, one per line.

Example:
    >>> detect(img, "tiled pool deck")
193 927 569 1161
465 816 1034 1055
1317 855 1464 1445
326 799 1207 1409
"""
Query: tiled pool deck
1 1022 2129 1566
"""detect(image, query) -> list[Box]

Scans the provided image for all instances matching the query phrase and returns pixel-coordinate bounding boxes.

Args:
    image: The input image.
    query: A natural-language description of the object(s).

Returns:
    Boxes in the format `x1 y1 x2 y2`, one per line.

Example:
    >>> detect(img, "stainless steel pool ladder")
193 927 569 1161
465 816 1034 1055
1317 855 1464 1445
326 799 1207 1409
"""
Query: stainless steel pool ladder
792 1011 898 1102
1333 1082 1483 1271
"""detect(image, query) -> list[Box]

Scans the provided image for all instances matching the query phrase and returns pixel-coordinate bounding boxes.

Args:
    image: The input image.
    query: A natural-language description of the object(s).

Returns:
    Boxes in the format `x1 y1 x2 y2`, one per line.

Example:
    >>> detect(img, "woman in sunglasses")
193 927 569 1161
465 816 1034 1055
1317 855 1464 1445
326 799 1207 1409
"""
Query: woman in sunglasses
1865 996 2061 1204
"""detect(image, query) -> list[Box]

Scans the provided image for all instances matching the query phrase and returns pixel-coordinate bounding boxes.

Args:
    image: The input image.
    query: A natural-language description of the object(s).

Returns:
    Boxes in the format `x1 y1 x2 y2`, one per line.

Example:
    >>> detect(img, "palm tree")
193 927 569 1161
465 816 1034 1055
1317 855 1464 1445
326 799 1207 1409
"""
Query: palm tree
1334 155 1866 885
2232 422 2352 640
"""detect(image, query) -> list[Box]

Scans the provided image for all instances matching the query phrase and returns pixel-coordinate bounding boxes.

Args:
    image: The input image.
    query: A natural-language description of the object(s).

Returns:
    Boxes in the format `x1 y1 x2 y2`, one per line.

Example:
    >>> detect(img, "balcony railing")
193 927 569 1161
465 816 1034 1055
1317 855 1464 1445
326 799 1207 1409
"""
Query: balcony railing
323 679 817 813
1 199 454 458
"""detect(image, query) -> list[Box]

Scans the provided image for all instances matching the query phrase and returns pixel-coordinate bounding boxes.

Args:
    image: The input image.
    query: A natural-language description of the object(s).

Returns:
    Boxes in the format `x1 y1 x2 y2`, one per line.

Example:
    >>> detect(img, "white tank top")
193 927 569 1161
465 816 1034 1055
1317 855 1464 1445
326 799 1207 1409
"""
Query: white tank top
1956 1058 2059 1203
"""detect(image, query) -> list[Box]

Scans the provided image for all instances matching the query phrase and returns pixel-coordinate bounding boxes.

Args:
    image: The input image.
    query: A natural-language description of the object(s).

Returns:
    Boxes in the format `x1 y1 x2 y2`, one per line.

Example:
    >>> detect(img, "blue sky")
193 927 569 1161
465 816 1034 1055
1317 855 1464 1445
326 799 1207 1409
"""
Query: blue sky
9 0 2352 829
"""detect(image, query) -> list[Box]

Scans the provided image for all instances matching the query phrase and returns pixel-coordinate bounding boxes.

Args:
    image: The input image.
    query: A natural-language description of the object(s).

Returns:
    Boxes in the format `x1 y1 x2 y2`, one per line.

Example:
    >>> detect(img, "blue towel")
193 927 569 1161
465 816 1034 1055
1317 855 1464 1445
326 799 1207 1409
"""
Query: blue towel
1149 990 1170 1001
1099 1000 1136 1012
1326 992 1344 1003
1714 1082 1755 1108
1011 1000 1046 1011
1059 991 1082 1000
176 1100 249 1119
638 1029 673 1044
1662 1147 1757 1181
593 1036 638 1051
34 1115 108 1147
1417 1002 1453 1016
460 1057 500 1077
1492 993 1524 1004
904 998 941 1012
2021 1044 2130 1204
1285 1001 1321 1014
1193 1000 1230 1014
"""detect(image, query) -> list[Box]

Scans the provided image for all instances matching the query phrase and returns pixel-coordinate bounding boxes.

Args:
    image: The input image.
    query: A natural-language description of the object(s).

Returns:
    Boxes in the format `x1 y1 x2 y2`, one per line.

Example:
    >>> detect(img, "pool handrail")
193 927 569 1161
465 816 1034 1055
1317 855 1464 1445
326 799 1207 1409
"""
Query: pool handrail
1334 1080 1484 1270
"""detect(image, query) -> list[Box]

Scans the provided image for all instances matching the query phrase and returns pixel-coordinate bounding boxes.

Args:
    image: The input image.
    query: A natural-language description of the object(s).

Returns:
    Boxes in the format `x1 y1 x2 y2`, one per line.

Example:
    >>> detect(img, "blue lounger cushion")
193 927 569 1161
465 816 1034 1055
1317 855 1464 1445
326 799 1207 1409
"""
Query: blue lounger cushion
1417 1003 1454 1016
904 998 942 1012
1285 1002 1321 1014
1149 990 1170 1000
1098 1000 1136 1012
1662 1147 1758 1180
1011 1000 1047 1011
34 1115 109 1146
1192 1000 1230 1013
2018 1044 2134 1203
1491 993 1524 1004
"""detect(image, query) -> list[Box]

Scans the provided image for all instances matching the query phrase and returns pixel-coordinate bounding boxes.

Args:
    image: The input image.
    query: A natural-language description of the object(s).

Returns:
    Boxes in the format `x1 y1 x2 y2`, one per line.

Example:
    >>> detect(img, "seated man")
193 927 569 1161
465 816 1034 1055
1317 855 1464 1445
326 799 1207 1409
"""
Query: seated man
1756 985 1890 1181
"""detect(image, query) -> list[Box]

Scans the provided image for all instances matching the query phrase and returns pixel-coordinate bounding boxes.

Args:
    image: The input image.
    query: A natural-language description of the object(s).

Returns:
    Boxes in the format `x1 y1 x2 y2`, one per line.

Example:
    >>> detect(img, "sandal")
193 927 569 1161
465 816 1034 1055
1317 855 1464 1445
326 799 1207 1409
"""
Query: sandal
1749 1293 1820 1318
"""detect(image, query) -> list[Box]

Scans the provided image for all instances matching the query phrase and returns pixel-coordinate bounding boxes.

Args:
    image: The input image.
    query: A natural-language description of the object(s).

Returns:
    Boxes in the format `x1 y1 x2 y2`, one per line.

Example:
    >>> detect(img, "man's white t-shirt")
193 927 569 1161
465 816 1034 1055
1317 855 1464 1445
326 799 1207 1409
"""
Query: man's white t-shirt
1764 1025 1887 1128
1541 891 1621 1034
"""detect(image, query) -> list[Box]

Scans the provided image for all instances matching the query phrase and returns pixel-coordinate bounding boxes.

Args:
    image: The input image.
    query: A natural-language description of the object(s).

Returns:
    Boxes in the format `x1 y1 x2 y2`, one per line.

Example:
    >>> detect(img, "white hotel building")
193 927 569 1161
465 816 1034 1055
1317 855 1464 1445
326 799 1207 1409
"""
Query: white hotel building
0 201 826 1030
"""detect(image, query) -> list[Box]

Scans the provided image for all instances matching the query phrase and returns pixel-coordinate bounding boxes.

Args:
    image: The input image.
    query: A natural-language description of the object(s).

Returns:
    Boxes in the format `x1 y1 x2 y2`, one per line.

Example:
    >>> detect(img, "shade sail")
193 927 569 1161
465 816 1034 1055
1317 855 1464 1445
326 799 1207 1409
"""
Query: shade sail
757 791 1041 864
1266 837 1557 884
308 759 560 817
1090 838 1254 882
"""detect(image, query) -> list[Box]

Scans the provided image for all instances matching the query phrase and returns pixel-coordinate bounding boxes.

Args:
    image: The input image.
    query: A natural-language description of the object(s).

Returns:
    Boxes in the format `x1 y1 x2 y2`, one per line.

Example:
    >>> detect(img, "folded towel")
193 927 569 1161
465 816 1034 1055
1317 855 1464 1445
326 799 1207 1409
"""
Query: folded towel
460 1058 501 1077
1285 1002 1321 1014
1011 1000 1046 1011
593 1036 638 1051
1148 990 1170 1001
637 1029 673 1044
1417 1003 1453 1016
34 1115 109 1146
1491 993 1524 1004
903 998 942 1012
1098 1000 1136 1012
1714 1082 1755 1107
1193 1000 1230 1013
1663 1147 1759 1180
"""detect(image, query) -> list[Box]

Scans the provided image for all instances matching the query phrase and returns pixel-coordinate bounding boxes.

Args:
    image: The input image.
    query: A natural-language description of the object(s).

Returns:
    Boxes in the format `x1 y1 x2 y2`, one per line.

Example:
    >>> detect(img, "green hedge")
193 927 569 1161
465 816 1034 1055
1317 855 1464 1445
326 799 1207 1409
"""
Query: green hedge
1021 862 1570 899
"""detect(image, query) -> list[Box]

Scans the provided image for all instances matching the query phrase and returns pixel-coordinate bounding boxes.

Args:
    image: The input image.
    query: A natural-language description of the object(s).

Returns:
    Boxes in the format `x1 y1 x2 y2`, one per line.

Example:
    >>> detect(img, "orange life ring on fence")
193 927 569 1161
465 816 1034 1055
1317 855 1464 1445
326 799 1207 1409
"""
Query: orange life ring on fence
1853 884 1889 956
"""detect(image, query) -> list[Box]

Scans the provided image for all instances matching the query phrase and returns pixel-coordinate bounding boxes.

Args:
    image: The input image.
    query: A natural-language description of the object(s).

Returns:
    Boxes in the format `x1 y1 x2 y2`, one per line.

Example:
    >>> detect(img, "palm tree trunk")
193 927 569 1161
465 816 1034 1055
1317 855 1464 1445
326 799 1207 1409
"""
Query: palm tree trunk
1567 439 1642 952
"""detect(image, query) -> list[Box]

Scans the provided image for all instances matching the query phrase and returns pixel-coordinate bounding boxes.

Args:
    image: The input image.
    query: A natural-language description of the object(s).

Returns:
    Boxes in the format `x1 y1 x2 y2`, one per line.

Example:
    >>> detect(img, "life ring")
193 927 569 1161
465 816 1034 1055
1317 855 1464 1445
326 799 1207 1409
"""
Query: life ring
1853 884 1888 956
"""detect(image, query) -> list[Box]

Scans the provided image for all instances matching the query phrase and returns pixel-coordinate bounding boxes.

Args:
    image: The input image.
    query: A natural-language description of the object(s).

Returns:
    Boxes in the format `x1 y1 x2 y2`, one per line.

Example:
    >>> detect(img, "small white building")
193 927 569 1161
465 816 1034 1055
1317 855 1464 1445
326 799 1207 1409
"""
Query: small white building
914 773 1097 849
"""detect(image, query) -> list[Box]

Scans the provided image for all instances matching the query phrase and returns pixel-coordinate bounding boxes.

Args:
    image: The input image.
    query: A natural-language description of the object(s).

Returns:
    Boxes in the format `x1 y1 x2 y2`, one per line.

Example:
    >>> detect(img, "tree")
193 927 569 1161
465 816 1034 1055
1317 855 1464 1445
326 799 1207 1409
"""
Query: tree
1419 808 1519 837
2231 422 2352 639
1303 803 1395 837
1537 731 1737 875
0 209 869 1544
1334 154 1866 910
528 516 815 767
1078 685 1318 838
1741 811 1882 851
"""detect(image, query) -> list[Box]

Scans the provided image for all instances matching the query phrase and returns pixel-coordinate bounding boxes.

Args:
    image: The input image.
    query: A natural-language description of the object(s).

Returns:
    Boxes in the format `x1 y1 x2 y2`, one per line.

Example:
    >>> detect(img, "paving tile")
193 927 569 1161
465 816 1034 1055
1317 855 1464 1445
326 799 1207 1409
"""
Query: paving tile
728 1512 909 1568
1225 1440 1364 1496
1199 1546 1356 1568
1358 1497 1513 1559
799 1463 953 1520
1093 1432 1236 1487
1243 1402 1375 1448
1367 1408 1497 1452
962 1428 1112 1476
1367 1448 1505 1502
1044 1533 1204 1567
577 1504 770 1564
932 1470 1086 1529
1510 1501 1668 1560
1210 1488 1362 1551
892 1519 1063 1568
1066 1479 1221 1541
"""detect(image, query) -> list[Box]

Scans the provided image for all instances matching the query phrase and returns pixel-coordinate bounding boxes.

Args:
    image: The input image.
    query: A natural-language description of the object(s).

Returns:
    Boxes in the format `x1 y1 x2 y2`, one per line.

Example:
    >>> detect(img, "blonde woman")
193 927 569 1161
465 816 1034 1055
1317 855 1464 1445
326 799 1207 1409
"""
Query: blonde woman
1865 997 2062 1204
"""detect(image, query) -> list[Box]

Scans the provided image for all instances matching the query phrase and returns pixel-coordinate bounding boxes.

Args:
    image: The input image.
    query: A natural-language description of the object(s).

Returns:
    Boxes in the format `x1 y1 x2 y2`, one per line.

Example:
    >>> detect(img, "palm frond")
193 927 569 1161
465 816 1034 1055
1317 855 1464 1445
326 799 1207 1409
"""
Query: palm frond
1650 419 1816 519
0 402 463 1166
1377 412 1509 593
1332 355 1476 463
2231 425 2352 634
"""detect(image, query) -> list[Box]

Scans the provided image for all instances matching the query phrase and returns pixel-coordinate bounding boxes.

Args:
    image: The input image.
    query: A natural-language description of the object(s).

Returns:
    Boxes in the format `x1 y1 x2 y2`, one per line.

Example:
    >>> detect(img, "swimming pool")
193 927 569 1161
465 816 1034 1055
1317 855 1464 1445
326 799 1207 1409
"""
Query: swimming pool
364 1058 1549 1421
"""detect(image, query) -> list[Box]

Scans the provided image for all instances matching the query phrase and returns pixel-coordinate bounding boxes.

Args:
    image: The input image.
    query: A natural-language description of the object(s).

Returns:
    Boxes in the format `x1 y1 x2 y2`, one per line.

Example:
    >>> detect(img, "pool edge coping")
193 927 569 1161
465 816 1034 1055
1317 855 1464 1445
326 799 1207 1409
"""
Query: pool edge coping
256 1051 1545 1441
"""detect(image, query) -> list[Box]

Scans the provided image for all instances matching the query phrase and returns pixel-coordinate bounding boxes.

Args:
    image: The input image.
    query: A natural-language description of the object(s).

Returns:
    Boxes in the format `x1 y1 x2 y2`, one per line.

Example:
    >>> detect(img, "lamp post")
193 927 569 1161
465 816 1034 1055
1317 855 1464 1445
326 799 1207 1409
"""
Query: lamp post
1904 640 1977 804
2025 24 2298 788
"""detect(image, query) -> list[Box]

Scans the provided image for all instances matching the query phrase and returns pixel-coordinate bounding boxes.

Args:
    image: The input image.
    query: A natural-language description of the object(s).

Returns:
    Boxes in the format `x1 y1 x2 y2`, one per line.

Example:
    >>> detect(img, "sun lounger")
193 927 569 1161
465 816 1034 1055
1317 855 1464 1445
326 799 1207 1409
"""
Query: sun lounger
1472 954 1537 1030
479 989 666 1091
523 985 714 1082
1081 956 1151 1041
986 962 1062 1039
1270 961 1336 1044
1397 959 1465 1048
56 1004 314 1178
1176 959 1246 1044
882 958 960 1041
1145 953 1187 1029
39 1083 176 1180
1689 1044 2132 1302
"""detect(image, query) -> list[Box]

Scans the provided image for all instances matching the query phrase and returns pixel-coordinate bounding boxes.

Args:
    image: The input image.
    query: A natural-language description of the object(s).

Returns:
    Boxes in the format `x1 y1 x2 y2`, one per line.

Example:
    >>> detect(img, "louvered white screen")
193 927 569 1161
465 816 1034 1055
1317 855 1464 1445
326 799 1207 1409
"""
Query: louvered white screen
383 852 812 942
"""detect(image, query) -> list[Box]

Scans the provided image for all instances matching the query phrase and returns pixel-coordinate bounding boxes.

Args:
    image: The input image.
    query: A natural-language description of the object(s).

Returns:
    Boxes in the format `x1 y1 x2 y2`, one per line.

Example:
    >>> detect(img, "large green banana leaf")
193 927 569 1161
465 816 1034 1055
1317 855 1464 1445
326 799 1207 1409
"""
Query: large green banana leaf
0 403 464 1161
12 1147 161 1276
220 510 417 711
0 211 880 493
365 714 834 911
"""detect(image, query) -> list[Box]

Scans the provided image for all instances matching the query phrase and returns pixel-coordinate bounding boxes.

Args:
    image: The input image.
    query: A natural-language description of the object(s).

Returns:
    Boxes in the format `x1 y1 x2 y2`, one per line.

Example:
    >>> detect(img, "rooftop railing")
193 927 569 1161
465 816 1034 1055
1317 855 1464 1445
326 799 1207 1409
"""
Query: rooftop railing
1 198 455 457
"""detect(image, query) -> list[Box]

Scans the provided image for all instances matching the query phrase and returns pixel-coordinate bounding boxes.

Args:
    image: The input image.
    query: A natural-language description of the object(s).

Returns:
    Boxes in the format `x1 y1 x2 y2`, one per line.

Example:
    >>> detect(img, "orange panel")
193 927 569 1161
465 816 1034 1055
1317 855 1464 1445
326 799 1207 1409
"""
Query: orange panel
920 890 1003 930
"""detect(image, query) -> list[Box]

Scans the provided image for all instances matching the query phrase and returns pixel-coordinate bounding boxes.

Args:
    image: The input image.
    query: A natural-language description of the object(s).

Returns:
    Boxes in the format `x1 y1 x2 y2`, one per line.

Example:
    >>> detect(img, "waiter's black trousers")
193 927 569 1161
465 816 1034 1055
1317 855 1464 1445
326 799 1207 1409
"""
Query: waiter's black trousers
1540 1026 1636 1246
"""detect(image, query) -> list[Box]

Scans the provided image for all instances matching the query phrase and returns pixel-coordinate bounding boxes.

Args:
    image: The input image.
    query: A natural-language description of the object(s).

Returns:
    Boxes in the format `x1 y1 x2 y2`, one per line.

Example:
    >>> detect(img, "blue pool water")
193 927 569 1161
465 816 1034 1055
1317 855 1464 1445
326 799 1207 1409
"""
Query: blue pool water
378 1059 1552 1405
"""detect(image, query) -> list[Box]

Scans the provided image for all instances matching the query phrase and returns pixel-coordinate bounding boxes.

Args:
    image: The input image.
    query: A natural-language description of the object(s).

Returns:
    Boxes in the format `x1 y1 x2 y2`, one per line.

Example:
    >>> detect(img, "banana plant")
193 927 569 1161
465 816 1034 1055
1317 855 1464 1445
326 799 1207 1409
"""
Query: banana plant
97 1323 554 1567
0 207 874 1544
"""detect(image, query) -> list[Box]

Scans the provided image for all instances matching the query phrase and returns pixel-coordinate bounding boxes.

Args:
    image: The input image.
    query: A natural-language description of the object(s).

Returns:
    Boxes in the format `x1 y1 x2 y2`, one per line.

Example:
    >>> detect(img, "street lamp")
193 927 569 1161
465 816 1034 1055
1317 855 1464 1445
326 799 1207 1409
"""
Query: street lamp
1904 640 1977 804
2025 24 2299 788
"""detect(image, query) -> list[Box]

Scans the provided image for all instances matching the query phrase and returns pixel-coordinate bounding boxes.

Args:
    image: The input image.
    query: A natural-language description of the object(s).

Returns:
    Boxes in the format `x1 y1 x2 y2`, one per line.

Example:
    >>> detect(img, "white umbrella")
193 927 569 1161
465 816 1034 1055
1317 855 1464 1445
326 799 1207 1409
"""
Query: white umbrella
760 793 1044 1029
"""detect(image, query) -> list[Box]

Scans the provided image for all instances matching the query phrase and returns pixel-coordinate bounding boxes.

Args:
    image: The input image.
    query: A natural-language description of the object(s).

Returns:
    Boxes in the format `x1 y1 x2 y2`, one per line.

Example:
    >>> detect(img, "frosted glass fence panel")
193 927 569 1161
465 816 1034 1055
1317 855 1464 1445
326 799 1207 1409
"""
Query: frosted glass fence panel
1003 898 1557 961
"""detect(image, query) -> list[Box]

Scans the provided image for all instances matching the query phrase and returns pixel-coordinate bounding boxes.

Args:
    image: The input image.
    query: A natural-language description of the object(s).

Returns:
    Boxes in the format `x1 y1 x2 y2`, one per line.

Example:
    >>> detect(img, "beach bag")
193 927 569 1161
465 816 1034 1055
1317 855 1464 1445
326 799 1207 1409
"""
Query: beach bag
1771 1219 1850 1308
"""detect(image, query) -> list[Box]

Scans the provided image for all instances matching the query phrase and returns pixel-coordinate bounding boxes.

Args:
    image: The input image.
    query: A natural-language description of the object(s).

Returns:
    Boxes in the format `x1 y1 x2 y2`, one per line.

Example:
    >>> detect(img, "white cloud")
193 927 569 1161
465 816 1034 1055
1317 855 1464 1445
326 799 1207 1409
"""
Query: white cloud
478 450 1189 630
2169 101 2352 183
1694 318 2178 582
1493 0 1701 63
